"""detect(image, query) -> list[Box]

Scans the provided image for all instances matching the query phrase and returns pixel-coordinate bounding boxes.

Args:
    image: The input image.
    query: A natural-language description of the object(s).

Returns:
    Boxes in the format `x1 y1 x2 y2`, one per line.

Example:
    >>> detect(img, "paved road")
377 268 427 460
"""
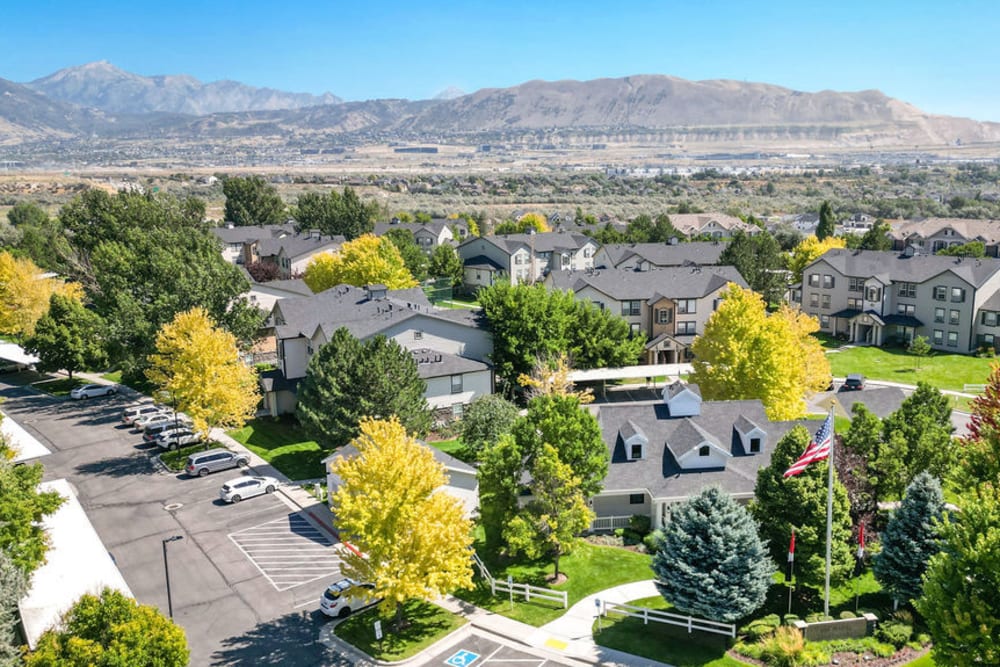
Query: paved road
1 380 351 666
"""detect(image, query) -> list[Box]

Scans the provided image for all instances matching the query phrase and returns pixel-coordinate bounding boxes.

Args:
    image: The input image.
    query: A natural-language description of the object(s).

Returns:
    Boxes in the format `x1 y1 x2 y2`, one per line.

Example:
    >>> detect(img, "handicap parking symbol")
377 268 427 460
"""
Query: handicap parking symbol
445 649 480 667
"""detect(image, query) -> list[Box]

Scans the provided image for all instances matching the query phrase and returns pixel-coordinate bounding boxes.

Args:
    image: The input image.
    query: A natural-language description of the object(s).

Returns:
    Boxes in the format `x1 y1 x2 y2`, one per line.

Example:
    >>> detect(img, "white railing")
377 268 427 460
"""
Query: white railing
470 551 568 608
590 515 632 531
964 384 986 393
601 600 736 638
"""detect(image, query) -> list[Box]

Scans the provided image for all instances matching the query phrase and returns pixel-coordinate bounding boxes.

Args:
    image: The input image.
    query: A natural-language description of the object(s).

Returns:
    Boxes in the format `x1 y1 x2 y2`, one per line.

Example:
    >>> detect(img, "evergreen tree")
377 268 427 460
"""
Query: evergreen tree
24 293 108 379
294 187 378 240
222 175 286 226
296 329 430 448
652 487 775 623
0 550 26 667
718 230 788 306
858 219 893 251
916 483 1000 666
477 435 525 552
383 228 428 282
459 394 519 459
874 472 945 606
816 201 836 240
750 426 854 587
428 243 464 287
879 383 955 495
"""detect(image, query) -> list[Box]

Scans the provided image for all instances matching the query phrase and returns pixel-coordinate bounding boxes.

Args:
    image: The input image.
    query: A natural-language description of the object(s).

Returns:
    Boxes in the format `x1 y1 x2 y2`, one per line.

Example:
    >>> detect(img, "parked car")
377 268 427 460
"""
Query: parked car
136 411 190 431
218 475 280 503
122 404 168 426
155 429 203 450
0 361 31 373
841 374 866 391
143 421 186 442
184 448 248 477
319 578 378 618
69 383 118 400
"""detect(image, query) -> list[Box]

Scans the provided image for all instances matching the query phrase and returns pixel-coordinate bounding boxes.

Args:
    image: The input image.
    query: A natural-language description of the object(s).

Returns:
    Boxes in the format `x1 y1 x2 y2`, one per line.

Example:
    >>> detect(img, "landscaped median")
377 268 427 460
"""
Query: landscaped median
158 442 214 471
333 600 467 662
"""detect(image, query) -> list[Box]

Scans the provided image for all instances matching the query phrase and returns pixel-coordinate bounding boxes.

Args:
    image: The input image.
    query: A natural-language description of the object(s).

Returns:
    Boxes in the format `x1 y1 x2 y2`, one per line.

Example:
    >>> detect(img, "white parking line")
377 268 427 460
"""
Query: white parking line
229 513 343 592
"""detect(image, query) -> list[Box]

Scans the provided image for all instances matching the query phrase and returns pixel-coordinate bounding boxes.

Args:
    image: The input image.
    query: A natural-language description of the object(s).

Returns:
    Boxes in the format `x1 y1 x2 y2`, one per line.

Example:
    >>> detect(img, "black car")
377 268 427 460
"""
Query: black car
842 374 866 391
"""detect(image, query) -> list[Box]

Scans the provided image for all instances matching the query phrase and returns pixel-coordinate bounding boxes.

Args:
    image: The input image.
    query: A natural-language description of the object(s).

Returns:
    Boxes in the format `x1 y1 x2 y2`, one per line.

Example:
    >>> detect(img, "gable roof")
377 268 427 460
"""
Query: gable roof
597 241 727 269
255 232 345 261
670 213 755 235
321 441 475 474
374 219 466 239
546 265 747 301
889 217 1000 244
410 348 490 379
812 249 1000 288
211 223 296 244
464 232 595 256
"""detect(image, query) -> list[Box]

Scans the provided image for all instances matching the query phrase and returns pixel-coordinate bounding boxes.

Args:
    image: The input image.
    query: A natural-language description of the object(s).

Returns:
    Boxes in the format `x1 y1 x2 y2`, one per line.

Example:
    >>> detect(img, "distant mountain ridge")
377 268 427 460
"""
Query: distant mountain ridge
27 61 342 115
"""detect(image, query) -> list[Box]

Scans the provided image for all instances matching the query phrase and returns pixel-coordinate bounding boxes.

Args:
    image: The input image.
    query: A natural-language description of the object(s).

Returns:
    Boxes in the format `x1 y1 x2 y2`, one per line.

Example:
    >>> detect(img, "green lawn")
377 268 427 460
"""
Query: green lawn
594 595 750 667
31 377 89 396
426 437 478 464
825 344 994 392
227 417 326 480
101 370 122 383
456 540 654 627
333 600 466 661
903 653 936 666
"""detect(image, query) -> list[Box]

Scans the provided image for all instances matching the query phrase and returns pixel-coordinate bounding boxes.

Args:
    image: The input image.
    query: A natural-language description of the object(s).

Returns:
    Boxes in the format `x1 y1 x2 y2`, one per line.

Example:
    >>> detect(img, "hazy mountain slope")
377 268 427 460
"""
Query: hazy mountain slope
28 61 342 115
0 76 110 143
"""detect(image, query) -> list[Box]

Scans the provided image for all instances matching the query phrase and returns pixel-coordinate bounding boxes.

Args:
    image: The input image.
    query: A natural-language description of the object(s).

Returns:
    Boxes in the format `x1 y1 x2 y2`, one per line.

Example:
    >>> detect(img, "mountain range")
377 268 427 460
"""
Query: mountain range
2 62 999 154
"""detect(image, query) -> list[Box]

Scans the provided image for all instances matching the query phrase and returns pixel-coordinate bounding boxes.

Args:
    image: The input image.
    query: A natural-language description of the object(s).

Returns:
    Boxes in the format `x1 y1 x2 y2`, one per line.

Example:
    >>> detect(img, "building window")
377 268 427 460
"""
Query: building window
629 323 641 335
629 493 644 505
677 321 696 335
749 437 761 453
514 253 525 265
933 285 947 301
823 274 835 288
820 314 830 327
898 282 917 298
414 330 423 340
821 294 831 309
950 309 960 325
584 247 593 258
791 289 802 303
847 297 863 310
808 274 820 287
980 333 996 348
677 299 697 314
933 329 944 345
897 304 915 317
621 301 641 316
656 308 673 324
952 287 967 303
698 445 711 457
947 331 959 347
450 375 463 394
934 307 945 323
848 278 864 292
865 286 882 302
982 311 998 327
630 444 643 459
809 293 819 308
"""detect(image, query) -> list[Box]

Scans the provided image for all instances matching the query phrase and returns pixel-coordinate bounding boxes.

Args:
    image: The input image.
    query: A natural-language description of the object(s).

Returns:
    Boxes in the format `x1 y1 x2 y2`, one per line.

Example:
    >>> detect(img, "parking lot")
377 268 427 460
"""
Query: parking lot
424 632 565 667
0 381 347 665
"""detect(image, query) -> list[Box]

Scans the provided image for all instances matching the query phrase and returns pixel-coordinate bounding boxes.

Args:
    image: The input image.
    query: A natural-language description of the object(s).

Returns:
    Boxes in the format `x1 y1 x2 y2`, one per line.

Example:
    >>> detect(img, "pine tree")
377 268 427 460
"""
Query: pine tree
817 201 836 240
873 472 944 606
652 487 775 623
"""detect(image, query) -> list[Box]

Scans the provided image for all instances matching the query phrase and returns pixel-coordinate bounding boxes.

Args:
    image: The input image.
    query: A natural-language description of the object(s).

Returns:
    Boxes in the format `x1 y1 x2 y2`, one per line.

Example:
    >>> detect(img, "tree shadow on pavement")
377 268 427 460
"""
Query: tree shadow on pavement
212 611 348 667
75 452 155 477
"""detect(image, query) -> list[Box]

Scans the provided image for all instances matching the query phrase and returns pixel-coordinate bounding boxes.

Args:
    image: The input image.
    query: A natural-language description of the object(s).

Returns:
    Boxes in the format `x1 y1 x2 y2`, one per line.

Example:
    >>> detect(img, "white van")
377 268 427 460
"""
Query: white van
319 578 378 618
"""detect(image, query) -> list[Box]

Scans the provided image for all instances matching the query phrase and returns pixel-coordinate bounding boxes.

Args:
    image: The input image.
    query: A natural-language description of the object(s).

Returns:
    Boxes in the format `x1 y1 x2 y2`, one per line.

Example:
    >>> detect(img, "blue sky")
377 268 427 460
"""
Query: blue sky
4 1 998 121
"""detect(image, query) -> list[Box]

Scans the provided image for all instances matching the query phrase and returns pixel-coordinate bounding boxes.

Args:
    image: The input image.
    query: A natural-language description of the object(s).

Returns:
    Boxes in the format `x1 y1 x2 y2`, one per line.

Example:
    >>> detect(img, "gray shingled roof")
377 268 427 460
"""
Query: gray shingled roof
813 249 1000 288
618 419 646 443
410 348 490 379
598 242 727 269
546 265 747 301
260 279 314 296
597 399 821 500
322 441 475 474
664 419 724 460
255 233 344 261
464 255 504 271
888 217 1000 244
469 232 594 255
664 380 701 400
211 223 295 244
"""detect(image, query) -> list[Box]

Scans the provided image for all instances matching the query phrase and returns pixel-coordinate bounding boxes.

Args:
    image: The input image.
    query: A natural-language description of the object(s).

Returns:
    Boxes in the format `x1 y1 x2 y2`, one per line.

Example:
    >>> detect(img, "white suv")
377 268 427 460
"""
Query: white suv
319 578 378 618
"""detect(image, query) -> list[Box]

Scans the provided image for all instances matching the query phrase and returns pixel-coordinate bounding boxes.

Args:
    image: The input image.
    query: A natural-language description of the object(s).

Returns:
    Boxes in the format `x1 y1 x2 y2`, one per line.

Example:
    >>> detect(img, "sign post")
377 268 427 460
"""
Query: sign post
507 575 513 610
374 620 382 653
595 598 602 633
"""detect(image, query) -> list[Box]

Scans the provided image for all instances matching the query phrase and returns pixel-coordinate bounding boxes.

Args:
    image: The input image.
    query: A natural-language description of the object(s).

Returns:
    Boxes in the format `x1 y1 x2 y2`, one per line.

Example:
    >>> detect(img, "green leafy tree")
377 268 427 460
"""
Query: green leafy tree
817 201 836 240
383 228 428 282
428 244 464 287
294 187 378 240
0 550 27 667
879 383 955 495
718 230 788 306
0 428 64 574
7 203 81 275
24 588 189 667
222 175 286 226
24 293 108 379
477 434 525 552
937 241 986 258
296 329 431 448
916 483 1000 666
478 282 642 394
750 426 854 587
303 234 417 292
459 394 519 459
909 335 931 369
858 219 893 251
957 363 1000 486
651 487 775 622
874 472 945 607
504 443 593 579
839 403 884 518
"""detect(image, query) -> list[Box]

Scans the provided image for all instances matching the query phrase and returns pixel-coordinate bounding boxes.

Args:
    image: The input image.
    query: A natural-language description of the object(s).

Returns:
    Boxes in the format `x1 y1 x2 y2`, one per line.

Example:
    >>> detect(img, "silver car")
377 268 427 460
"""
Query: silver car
155 429 202 450
122 404 168 425
70 384 118 399
218 475 280 503
184 448 248 477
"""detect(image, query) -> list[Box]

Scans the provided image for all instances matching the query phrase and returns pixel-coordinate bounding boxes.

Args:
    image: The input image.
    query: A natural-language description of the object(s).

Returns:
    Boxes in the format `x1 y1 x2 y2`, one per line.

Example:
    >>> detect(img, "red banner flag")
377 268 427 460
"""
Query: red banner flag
857 522 865 559
784 413 834 478
788 529 796 563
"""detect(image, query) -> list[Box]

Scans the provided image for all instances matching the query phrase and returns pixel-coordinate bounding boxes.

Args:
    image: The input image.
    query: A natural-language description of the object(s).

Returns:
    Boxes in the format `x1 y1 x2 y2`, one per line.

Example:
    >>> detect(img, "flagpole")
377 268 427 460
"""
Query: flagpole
787 528 795 616
824 408 834 618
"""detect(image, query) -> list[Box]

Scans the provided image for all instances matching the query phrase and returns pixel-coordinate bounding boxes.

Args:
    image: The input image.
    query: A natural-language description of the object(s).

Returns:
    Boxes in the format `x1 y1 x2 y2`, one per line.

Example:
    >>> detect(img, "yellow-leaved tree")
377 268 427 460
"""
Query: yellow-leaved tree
303 234 417 293
518 212 550 233
0 251 83 337
145 307 260 436
690 284 830 420
331 417 473 630
787 235 847 283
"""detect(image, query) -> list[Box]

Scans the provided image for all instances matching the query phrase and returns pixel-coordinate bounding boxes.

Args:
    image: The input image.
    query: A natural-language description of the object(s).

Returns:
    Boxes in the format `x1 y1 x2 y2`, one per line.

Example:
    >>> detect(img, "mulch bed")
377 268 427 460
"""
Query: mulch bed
730 645 931 666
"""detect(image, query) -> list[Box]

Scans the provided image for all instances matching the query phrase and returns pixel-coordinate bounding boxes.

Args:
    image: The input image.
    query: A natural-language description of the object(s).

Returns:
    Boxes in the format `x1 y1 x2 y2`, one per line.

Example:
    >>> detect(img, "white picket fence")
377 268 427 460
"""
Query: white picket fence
471 552 568 608
601 600 736 638
964 383 986 393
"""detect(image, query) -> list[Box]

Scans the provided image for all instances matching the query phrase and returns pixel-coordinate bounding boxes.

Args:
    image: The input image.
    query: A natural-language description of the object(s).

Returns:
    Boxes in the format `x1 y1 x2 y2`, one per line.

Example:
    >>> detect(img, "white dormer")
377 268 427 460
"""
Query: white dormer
618 420 648 461
662 380 702 417
669 420 732 470
734 415 767 454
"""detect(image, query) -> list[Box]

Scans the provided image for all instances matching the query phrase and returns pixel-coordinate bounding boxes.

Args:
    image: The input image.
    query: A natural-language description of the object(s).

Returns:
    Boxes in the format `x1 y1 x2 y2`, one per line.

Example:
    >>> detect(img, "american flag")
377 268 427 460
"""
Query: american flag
783 412 834 478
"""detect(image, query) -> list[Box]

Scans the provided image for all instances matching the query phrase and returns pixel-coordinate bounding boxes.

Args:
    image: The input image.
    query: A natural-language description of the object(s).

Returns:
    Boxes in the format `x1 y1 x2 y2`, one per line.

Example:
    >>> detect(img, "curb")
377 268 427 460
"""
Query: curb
318 614 476 667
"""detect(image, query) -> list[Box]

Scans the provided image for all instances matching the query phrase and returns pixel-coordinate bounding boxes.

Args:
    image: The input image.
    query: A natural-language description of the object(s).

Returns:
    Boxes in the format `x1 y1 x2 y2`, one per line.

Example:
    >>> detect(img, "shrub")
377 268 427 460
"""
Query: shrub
783 613 800 625
891 609 915 625
819 637 895 658
915 632 931 645
627 514 651 536
876 621 913 648
838 610 857 619
642 532 659 553
741 614 781 642
760 626 829 667
805 613 833 623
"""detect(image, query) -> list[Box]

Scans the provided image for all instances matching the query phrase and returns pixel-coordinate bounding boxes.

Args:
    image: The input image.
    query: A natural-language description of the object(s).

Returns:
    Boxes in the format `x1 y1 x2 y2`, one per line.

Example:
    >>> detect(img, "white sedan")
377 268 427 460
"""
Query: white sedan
219 476 280 503
70 384 118 400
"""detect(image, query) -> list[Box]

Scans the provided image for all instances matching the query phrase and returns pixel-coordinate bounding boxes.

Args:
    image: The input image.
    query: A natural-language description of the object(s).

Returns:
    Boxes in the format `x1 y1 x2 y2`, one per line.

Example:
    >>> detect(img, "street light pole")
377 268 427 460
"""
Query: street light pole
162 535 183 618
